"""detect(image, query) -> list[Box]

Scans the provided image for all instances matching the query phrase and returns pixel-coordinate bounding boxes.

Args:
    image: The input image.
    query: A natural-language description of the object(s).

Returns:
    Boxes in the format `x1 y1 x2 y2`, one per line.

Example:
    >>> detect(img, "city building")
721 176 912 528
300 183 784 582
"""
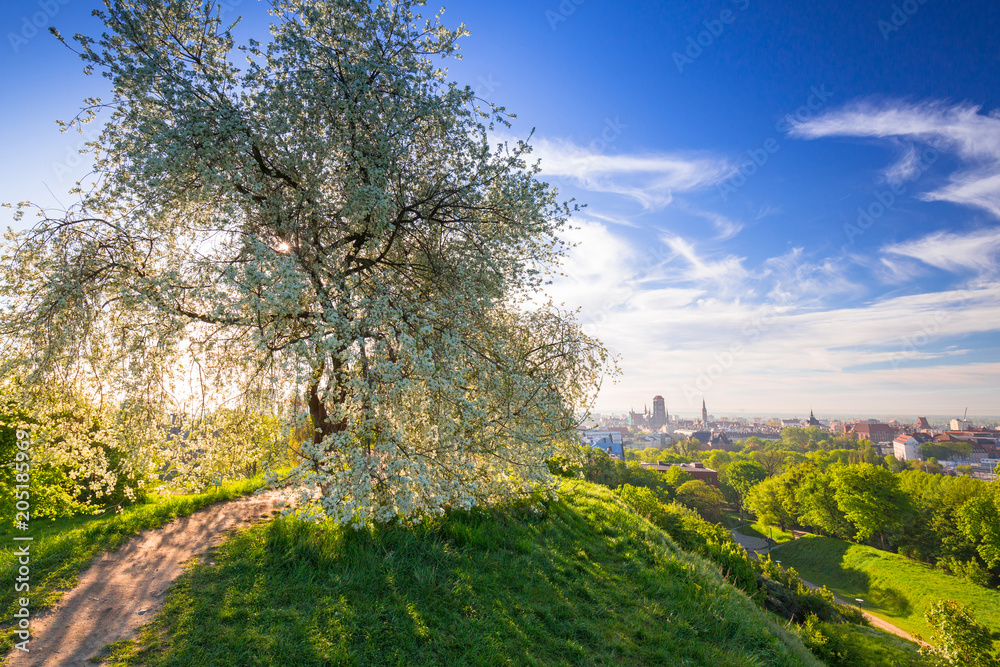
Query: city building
628 407 648 430
579 429 623 445
845 422 895 445
650 395 668 431
673 429 710 445
706 431 734 452
893 434 923 461
587 437 625 460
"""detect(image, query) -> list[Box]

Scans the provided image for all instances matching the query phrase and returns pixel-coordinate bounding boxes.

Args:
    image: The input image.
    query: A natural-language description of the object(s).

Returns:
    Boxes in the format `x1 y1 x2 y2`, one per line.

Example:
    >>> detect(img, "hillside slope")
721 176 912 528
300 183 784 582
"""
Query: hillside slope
104 480 819 666
774 535 1000 640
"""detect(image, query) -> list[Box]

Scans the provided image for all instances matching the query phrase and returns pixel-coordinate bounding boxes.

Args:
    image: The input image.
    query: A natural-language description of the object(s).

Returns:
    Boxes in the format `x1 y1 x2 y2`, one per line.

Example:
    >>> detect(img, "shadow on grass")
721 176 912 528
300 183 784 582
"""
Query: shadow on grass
777 537 912 618
103 488 814 667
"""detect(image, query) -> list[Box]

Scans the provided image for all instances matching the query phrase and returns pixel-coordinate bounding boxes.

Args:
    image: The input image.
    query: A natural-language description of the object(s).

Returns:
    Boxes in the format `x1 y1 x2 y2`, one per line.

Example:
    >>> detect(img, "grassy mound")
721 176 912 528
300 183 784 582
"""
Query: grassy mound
0 478 263 653
104 481 819 666
773 535 1000 639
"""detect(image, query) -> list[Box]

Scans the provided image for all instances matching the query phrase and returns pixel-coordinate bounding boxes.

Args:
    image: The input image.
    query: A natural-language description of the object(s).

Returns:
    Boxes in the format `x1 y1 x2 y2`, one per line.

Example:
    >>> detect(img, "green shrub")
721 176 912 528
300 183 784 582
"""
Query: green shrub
799 614 929 666
615 484 759 597
0 405 147 520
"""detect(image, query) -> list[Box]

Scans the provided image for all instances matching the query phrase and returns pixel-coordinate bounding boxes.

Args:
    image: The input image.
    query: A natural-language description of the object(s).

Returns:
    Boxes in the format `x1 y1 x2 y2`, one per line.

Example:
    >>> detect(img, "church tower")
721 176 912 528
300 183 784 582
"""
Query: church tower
650 395 667 430
702 398 708 427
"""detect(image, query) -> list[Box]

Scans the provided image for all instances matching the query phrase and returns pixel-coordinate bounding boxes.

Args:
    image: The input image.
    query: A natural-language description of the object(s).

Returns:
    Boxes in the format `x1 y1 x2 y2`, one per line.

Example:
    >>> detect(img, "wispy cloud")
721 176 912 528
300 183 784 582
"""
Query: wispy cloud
544 219 1000 414
882 227 1000 274
763 248 861 304
789 100 1000 219
530 137 730 209
659 234 751 292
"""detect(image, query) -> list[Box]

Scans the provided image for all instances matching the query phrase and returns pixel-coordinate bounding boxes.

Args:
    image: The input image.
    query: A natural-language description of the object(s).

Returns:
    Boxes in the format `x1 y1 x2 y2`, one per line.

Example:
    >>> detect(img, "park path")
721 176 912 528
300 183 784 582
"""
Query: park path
728 527 928 647
6 490 293 667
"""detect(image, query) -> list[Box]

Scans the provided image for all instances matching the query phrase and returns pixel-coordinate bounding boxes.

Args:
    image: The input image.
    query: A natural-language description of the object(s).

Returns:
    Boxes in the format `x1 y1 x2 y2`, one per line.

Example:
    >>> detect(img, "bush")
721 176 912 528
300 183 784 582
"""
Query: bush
799 614 929 666
755 554 853 624
675 479 725 522
936 556 995 588
0 400 148 520
923 599 1000 667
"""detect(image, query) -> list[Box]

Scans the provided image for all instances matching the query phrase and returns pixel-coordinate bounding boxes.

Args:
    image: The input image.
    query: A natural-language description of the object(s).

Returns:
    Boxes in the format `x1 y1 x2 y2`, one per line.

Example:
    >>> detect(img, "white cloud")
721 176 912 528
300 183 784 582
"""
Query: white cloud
882 227 1000 274
762 248 860 303
545 218 1000 414
789 100 1000 219
530 137 730 209
658 234 751 292
884 141 922 185
548 219 640 314
590 282 1000 414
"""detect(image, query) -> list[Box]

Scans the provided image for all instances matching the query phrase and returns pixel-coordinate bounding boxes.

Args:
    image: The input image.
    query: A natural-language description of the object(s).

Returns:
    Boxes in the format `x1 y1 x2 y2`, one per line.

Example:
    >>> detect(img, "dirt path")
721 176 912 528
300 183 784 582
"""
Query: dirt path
795 579 929 646
7 490 291 667
729 528 927 647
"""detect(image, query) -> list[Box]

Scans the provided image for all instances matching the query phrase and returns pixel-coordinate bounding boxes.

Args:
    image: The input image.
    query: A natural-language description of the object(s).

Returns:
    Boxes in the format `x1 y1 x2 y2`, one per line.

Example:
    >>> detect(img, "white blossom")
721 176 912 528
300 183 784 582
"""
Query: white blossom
1 0 616 522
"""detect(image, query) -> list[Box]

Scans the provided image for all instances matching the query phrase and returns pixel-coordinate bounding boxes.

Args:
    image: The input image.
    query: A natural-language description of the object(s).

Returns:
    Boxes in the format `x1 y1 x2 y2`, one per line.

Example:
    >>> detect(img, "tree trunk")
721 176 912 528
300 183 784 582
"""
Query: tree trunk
308 380 335 447
306 357 348 450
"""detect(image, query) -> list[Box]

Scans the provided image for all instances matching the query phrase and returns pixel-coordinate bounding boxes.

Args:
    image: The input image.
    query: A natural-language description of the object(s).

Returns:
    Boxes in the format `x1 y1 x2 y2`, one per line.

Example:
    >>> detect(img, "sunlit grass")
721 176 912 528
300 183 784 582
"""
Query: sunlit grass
772 535 1000 640
103 481 821 667
741 520 797 545
801 619 929 667
0 477 263 653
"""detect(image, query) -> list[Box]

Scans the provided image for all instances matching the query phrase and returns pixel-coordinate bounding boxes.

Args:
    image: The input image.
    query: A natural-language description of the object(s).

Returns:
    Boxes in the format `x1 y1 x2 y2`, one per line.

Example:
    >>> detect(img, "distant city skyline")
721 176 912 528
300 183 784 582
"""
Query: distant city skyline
590 398 997 423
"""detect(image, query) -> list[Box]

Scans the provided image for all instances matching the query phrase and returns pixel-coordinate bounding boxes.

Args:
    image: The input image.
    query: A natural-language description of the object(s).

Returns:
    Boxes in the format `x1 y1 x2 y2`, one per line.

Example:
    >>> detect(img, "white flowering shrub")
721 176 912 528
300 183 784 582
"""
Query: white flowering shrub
0 380 151 516
0 0 614 524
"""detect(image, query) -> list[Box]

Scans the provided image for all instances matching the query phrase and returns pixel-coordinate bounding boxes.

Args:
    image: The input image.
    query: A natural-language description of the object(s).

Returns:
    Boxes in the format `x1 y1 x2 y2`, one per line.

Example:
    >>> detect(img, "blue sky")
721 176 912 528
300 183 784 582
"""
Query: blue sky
2 0 999 418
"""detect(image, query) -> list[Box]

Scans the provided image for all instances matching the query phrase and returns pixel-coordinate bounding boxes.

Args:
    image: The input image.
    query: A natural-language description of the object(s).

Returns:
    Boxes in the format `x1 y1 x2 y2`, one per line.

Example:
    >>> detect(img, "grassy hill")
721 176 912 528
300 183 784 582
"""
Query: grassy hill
103 481 820 666
772 535 1000 640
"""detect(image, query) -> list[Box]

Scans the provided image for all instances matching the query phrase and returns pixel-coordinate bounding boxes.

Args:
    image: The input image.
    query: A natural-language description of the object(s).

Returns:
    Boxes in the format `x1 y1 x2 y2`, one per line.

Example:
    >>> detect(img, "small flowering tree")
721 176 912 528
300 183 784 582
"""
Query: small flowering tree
1 0 612 523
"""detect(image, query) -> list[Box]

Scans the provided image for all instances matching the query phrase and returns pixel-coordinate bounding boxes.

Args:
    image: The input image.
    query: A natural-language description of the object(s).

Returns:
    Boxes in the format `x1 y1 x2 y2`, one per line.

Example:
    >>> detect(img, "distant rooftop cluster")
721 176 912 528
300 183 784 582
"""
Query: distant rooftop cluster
580 396 999 479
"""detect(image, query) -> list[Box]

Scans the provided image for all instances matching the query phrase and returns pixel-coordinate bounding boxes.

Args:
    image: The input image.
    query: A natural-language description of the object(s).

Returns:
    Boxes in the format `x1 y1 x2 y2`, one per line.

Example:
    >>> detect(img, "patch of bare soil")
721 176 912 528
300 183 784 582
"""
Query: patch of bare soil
7 490 291 667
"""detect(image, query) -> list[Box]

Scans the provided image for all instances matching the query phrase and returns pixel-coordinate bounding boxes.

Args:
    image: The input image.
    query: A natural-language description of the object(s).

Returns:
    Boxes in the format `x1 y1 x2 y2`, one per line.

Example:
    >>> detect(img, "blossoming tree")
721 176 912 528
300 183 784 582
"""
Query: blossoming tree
1 0 613 524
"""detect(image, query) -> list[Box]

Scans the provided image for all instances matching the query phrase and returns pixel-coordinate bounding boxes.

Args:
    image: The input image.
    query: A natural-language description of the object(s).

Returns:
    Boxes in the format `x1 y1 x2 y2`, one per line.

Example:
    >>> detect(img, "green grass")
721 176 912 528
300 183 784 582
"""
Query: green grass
102 481 821 667
800 619 930 667
740 521 797 545
0 477 262 652
771 535 1000 640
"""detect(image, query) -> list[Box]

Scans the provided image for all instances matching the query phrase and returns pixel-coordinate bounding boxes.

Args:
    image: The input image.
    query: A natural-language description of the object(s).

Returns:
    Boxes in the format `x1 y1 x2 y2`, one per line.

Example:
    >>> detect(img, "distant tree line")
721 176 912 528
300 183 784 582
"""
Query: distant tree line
743 461 1000 588
623 426 1000 589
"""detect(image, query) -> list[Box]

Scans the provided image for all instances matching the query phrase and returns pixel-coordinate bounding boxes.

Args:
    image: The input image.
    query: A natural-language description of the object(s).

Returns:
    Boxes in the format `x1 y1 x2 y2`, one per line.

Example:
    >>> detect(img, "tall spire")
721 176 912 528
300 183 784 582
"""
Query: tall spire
702 398 708 427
